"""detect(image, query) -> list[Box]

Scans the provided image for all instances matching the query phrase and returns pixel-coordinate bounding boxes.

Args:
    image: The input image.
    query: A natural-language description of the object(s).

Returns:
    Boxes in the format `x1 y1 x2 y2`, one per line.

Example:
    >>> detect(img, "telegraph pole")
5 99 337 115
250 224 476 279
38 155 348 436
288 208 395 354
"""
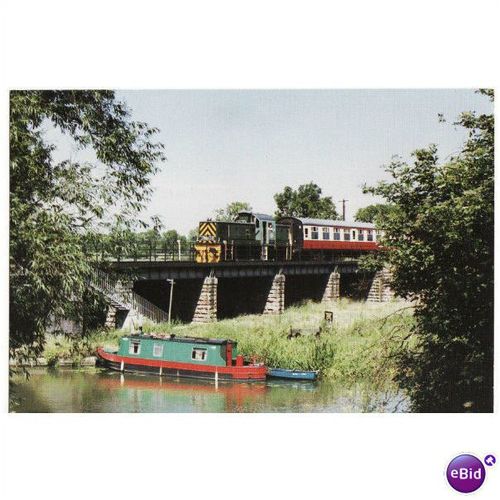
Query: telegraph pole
338 199 348 221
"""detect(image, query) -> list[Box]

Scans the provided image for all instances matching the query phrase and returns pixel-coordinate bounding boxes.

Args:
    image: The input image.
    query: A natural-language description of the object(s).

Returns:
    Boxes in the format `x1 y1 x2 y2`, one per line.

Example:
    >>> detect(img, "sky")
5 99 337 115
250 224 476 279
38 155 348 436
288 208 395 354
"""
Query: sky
55 89 495 234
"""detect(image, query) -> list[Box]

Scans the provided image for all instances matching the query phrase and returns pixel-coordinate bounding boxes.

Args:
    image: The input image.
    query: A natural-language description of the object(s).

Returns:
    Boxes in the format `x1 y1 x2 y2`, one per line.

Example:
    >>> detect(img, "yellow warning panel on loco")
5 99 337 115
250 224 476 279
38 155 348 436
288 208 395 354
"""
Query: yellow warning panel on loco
195 243 222 263
198 221 217 238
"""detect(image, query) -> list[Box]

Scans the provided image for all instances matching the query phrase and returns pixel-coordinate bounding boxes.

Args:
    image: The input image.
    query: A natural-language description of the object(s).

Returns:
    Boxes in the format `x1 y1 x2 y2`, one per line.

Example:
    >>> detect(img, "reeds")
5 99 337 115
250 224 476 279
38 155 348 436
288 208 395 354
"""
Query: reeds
45 299 414 384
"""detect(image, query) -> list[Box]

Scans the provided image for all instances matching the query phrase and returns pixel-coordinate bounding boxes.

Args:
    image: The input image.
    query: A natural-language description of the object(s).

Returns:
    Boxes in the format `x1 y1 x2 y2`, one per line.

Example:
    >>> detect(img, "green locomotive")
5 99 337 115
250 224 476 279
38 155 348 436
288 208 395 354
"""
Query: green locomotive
195 211 290 263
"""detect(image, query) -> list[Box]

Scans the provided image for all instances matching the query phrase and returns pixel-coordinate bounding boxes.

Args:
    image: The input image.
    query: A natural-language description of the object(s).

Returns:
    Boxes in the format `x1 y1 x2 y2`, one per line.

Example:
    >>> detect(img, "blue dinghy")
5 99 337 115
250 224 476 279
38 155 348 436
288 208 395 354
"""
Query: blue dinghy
267 368 318 381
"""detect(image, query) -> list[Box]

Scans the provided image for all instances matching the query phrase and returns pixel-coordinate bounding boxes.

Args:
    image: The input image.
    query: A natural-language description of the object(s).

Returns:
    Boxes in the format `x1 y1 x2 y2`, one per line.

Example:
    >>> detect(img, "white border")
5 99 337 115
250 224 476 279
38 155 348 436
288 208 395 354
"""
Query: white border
1 1 499 499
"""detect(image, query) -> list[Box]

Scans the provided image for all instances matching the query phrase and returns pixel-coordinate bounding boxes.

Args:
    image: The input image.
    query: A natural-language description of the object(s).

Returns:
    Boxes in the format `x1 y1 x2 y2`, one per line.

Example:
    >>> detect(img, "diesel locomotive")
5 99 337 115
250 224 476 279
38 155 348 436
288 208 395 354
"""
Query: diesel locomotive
194 210 379 263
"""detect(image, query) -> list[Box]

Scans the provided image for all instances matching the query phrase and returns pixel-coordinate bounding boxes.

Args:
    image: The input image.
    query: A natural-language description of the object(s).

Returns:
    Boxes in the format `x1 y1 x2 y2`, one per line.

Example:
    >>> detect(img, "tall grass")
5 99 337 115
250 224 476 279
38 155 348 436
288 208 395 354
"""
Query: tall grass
43 299 414 385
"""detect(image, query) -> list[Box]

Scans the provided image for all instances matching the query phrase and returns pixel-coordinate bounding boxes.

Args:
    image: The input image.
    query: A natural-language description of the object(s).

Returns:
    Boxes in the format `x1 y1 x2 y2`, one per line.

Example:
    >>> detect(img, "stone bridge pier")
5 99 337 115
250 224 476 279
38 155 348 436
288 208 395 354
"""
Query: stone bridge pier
192 276 218 323
191 271 340 322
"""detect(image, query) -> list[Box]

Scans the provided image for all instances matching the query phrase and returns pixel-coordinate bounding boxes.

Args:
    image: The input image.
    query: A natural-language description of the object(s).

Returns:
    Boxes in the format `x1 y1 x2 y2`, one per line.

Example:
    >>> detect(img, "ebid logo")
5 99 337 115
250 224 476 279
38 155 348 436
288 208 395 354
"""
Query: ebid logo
446 454 495 493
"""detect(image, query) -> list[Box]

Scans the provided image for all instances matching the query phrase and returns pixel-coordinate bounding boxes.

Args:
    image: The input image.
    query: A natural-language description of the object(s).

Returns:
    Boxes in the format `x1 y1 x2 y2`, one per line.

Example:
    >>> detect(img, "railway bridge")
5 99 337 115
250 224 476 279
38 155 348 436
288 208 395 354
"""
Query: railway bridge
95 258 393 329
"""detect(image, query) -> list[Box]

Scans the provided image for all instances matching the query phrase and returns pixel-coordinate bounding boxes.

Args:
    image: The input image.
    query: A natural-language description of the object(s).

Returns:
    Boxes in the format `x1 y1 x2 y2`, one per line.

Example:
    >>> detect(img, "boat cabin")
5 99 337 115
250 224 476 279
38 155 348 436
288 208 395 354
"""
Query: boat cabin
118 334 240 367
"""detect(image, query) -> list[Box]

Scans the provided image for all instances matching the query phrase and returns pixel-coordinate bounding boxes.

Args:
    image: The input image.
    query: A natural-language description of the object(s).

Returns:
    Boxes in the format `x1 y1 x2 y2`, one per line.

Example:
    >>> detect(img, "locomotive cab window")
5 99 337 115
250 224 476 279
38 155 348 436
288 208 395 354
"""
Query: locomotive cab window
311 227 319 240
192 348 207 361
129 340 141 355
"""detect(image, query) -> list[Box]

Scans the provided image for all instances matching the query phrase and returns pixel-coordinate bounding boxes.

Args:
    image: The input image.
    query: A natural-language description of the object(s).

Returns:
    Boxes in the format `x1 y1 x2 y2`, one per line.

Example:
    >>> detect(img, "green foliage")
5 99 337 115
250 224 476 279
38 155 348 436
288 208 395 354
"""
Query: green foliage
214 201 252 221
63 300 413 385
83 223 191 260
10 90 165 365
365 90 494 412
357 253 384 273
355 203 396 224
274 182 339 219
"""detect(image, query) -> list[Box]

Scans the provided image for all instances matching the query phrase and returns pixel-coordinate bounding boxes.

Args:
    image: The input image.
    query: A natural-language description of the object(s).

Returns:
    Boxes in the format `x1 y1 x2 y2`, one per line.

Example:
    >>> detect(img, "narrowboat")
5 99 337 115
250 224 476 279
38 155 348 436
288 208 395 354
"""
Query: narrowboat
96 333 267 381
267 367 318 381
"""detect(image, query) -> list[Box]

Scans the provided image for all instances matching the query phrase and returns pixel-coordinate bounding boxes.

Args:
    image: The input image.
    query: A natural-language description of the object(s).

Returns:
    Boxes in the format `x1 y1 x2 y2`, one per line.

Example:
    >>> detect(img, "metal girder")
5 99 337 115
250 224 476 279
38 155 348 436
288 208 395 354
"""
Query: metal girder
106 259 360 281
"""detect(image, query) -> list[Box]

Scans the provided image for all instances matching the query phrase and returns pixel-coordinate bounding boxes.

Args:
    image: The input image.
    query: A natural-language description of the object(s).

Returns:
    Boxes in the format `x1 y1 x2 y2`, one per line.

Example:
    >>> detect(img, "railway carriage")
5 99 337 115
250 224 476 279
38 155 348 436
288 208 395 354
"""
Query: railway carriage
277 216 379 260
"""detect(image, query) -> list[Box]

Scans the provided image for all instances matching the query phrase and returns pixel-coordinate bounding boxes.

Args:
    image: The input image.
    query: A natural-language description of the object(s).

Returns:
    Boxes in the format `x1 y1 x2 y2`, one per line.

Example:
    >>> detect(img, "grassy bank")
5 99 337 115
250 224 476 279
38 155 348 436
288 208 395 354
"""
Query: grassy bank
42 299 415 386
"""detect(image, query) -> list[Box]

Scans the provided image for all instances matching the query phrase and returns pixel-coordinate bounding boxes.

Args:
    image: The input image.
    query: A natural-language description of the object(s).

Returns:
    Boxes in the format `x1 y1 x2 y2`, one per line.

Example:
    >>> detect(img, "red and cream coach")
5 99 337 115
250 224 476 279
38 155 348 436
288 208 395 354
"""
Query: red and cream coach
277 216 380 259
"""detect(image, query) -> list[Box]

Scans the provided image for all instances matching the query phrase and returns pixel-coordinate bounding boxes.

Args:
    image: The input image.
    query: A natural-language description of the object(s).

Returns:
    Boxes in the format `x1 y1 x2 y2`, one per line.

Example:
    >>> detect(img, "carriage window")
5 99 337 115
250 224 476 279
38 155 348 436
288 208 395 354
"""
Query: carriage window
358 231 364 241
192 348 207 361
322 227 330 240
255 220 260 228
311 227 319 240
129 341 141 355
304 227 309 238
153 343 164 357
344 230 350 241
367 230 373 241
333 228 341 240
352 230 356 239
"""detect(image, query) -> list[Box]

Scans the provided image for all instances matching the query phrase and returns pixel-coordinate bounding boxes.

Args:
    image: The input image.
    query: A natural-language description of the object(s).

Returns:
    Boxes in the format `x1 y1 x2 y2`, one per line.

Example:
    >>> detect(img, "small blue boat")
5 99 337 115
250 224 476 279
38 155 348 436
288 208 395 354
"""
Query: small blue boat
267 368 318 381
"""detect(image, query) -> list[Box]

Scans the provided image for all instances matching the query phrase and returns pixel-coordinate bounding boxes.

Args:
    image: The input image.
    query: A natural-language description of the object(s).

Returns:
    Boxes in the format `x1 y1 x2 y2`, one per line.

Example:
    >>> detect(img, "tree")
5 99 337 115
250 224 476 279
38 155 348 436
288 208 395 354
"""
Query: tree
187 227 199 242
355 203 396 224
274 182 338 219
214 201 252 221
365 90 494 412
10 91 165 365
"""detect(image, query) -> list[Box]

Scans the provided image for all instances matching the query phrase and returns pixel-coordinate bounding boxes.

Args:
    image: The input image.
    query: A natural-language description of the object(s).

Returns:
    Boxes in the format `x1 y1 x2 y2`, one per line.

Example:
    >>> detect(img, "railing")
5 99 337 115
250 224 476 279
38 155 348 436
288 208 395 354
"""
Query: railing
128 291 169 324
88 267 169 323
84 239 363 264
84 240 196 263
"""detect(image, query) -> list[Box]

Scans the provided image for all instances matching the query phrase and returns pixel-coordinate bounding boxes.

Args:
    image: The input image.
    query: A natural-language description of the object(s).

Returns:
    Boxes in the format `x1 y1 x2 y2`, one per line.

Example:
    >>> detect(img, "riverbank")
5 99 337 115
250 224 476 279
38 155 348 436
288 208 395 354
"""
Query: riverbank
36 299 415 386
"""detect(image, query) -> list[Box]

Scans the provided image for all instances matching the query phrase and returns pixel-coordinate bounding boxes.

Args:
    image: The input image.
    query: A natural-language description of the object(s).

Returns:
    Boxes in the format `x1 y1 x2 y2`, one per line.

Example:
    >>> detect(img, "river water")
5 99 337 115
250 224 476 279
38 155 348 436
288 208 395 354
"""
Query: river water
9 368 409 413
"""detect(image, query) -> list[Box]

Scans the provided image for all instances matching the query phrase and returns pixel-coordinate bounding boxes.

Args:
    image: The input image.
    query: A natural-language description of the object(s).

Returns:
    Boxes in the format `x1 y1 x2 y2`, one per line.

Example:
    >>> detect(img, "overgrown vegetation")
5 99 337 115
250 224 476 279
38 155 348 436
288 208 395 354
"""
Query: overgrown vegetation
364 89 494 412
9 91 165 367
40 300 415 387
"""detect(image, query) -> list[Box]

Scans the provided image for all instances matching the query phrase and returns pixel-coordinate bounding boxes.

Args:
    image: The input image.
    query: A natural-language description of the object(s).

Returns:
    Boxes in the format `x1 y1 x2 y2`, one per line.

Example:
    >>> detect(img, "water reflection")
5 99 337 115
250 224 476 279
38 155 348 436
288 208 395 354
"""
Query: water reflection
10 368 409 413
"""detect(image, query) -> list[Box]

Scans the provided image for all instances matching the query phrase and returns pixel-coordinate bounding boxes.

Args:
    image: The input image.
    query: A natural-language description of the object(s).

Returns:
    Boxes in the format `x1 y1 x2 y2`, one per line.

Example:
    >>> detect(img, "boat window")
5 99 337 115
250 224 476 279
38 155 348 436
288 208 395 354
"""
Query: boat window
129 340 141 355
311 227 319 240
192 347 207 361
153 343 163 357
